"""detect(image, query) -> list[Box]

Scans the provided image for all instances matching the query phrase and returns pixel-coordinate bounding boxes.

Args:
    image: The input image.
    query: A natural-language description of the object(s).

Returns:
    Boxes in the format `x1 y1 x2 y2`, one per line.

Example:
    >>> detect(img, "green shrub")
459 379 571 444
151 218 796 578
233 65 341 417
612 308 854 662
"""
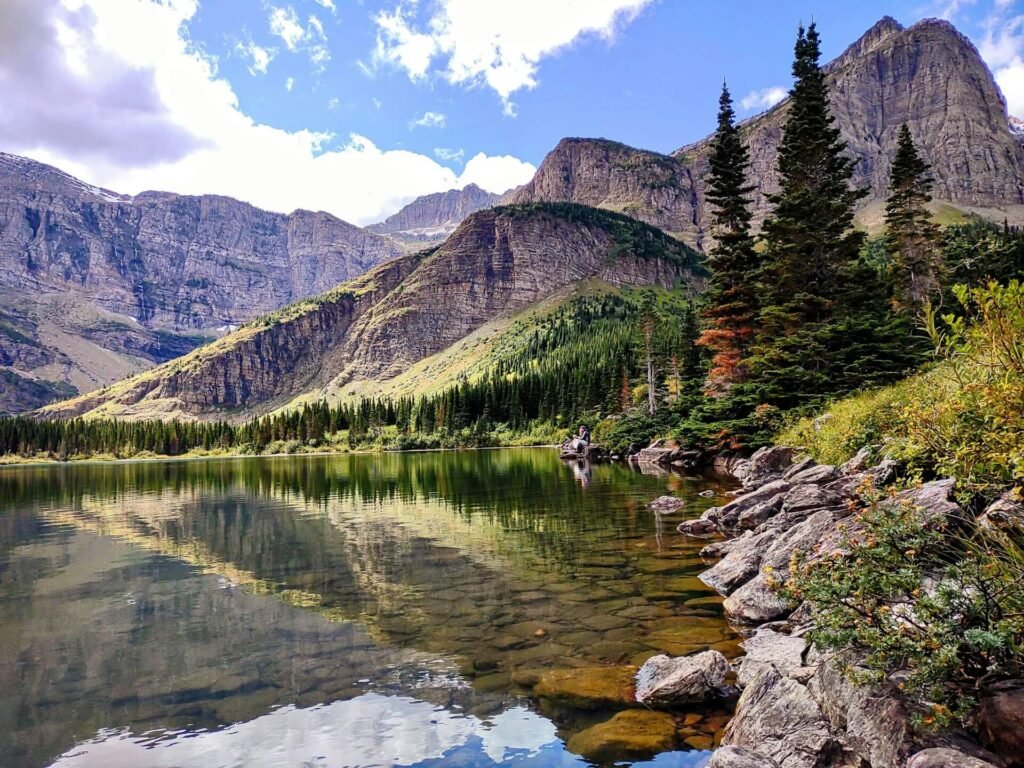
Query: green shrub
778 484 1024 728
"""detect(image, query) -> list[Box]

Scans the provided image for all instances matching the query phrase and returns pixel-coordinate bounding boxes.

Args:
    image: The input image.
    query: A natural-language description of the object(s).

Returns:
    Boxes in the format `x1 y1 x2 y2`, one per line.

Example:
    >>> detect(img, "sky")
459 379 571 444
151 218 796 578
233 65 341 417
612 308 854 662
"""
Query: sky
1 0 1022 226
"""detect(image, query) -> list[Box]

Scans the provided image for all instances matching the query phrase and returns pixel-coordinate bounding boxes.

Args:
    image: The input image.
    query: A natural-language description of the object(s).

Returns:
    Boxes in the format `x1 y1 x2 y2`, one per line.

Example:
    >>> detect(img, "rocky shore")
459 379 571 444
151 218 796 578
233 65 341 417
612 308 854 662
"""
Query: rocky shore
674 446 1024 768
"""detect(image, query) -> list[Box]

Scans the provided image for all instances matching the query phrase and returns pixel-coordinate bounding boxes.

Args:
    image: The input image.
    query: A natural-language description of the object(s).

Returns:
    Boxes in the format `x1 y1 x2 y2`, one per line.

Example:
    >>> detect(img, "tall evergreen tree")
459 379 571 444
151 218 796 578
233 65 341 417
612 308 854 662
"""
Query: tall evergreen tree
885 123 942 312
746 22 872 410
696 83 759 396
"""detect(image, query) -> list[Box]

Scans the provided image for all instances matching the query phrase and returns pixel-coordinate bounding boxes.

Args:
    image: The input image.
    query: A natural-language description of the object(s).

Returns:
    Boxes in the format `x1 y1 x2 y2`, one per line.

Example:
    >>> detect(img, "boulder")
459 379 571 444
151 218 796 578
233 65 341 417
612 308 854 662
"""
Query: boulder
737 629 808 687
701 539 737 558
650 495 687 513
724 574 793 624
783 456 817 480
723 666 836 768
708 746 782 768
737 497 788 530
977 680 1024 767
678 518 721 537
701 531 774 594
807 653 914 768
883 479 964 528
761 510 841 572
710 479 793 529
781 485 843 514
786 465 841 486
741 446 798 489
567 709 678 762
533 666 638 709
867 459 901 488
634 650 731 706
906 749 1000 768
840 447 874 475
977 492 1024 535
637 439 676 465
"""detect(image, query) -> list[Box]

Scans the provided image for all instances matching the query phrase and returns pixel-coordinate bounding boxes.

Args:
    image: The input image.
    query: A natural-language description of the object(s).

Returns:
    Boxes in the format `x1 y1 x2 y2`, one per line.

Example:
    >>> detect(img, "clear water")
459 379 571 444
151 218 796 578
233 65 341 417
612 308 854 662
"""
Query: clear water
0 449 738 768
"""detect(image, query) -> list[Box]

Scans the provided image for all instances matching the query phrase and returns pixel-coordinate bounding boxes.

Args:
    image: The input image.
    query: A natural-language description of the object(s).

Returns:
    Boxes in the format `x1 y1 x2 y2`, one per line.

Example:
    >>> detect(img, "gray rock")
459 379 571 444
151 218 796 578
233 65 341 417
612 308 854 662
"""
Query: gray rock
782 485 843 514
867 459 901 488
977 492 1024 534
742 447 798 490
634 650 731 706
367 183 499 247
710 480 792 529
737 497 787 530
678 518 720 537
707 746 782 768
883 479 964 528
650 495 687 512
723 666 836 768
906 749 1000 768
807 656 913 768
724 574 793 624
783 456 817 480
786 464 841 486
737 629 808 687
840 447 874 475
701 531 774 595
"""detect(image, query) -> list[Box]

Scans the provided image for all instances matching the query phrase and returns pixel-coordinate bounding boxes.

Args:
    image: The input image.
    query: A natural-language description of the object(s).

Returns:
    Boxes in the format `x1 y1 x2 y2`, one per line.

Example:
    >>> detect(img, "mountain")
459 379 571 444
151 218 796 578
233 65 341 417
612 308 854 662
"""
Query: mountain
0 152 404 413
368 184 501 248
507 17 1024 247
38 203 704 422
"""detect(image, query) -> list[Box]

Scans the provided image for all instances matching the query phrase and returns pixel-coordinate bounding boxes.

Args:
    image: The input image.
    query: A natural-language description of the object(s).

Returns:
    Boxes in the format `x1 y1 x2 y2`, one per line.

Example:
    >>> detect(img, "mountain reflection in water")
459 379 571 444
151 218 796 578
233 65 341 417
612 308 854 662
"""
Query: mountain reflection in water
0 449 737 768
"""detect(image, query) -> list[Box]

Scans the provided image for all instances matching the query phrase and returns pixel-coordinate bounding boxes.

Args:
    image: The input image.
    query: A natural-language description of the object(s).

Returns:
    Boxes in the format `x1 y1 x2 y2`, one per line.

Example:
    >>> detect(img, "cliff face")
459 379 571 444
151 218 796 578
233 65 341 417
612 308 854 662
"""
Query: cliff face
368 184 501 248
0 153 404 412
40 204 703 421
510 17 1024 247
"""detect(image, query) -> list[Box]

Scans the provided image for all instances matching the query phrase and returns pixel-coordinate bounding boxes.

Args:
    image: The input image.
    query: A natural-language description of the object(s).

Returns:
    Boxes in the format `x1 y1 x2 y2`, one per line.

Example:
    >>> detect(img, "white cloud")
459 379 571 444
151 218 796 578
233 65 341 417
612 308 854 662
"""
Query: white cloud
312 0 336 13
5 0 535 225
409 110 446 129
268 5 304 49
327 96 339 109
739 86 788 112
285 75 294 91
236 39 275 75
434 146 464 164
979 2 1024 117
268 5 330 73
372 0 652 114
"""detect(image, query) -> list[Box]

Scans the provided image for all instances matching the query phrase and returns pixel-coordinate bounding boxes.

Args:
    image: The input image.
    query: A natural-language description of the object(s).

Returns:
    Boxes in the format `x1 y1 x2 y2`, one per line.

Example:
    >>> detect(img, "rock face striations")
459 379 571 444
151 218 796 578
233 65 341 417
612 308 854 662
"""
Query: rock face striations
38 204 703 422
368 183 501 248
509 17 1024 247
0 152 404 412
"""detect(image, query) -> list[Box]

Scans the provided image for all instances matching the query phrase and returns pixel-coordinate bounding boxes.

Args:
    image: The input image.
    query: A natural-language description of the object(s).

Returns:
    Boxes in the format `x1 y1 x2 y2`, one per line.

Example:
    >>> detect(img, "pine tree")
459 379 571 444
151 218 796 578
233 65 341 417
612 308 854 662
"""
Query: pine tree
747 22 871 410
696 82 758 396
885 123 942 312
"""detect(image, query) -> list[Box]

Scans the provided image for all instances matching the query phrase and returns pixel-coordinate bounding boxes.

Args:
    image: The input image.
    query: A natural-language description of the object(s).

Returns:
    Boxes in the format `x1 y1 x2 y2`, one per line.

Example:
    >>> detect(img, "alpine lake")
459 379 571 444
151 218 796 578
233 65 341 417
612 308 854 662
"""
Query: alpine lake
0 448 741 768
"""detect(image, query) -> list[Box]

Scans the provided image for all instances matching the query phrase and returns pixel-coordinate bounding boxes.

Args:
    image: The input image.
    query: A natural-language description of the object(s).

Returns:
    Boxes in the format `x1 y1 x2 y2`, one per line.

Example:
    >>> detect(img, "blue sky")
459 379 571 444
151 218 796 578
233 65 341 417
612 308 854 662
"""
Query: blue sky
1 0 1021 224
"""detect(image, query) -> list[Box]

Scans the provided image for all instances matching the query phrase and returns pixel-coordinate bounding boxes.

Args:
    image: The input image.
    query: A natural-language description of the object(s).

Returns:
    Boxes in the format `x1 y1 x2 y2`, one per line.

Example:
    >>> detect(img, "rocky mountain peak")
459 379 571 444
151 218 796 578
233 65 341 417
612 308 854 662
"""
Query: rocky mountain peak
509 16 1024 249
368 183 502 248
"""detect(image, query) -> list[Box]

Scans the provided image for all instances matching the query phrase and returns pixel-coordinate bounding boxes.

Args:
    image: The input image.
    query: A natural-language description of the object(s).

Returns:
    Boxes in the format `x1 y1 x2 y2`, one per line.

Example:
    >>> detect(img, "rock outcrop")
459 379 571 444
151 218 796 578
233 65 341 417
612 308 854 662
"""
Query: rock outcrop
0 152 404 413
39 204 703 421
507 17 1024 249
691 446 1016 768
634 650 731 706
367 183 500 248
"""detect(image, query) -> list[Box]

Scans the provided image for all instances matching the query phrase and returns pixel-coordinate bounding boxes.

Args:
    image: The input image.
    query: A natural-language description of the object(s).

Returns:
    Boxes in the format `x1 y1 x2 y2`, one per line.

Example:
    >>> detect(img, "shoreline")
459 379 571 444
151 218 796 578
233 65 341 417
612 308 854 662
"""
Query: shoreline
0 442 565 470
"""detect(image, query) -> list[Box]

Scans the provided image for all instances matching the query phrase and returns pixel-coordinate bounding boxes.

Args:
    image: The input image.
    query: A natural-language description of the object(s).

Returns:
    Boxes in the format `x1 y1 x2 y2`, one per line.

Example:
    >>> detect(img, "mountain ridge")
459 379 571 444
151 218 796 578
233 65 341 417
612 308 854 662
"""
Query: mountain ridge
0 152 405 413
38 203 704 422
507 16 1024 247
368 183 502 248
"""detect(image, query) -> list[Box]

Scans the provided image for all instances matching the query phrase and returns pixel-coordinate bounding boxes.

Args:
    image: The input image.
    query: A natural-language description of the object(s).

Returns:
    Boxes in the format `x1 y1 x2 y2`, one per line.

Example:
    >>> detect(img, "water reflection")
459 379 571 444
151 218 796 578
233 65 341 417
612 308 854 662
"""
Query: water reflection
0 449 738 768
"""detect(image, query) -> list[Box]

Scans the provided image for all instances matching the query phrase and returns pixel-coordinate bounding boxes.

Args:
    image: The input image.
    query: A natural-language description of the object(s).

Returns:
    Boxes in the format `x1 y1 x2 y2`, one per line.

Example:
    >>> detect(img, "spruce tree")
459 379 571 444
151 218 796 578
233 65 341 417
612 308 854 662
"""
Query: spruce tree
696 83 759 396
885 123 942 312
747 22 871 411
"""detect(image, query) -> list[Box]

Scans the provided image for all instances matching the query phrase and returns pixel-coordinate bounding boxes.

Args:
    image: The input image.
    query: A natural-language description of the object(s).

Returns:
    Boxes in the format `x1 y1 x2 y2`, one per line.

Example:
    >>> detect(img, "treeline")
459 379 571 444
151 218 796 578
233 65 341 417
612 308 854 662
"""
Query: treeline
0 293 702 459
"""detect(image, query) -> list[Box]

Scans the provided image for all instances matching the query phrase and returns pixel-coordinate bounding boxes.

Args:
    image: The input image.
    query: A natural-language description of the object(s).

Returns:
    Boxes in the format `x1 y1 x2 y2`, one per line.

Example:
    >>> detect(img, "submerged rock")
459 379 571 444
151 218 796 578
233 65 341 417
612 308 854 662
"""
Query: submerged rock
635 650 731 706
650 495 687 513
567 709 677 762
533 666 637 709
